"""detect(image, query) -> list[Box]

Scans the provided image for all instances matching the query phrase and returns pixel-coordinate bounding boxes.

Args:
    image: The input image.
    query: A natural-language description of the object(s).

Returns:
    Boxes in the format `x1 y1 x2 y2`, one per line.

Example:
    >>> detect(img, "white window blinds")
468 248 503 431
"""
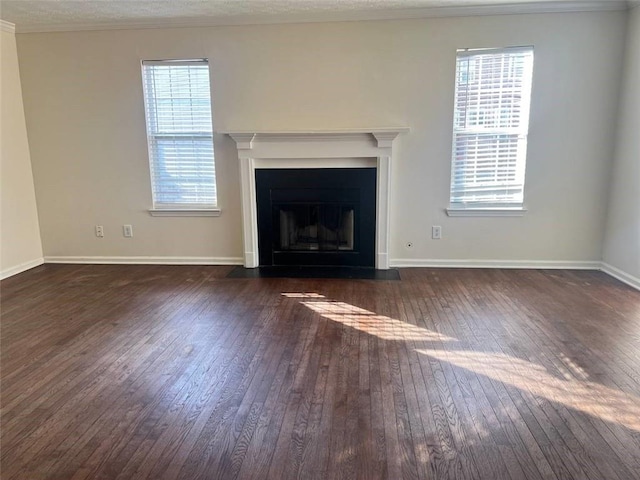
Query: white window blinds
142 59 217 209
450 47 534 208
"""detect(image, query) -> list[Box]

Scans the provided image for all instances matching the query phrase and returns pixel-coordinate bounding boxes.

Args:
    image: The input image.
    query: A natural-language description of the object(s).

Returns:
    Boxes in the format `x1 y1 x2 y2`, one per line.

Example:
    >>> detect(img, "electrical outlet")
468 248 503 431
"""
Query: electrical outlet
123 225 133 238
432 226 442 240
95 225 104 238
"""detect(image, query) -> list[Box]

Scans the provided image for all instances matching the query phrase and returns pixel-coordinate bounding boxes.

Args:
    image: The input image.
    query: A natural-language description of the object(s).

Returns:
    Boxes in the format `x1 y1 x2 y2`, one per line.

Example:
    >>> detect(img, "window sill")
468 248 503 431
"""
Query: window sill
446 207 527 217
148 208 221 217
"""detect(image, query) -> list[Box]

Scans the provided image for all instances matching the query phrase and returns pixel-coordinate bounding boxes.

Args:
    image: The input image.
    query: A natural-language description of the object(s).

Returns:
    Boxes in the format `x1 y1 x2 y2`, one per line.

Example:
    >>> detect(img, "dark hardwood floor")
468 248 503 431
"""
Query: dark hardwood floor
1 264 639 480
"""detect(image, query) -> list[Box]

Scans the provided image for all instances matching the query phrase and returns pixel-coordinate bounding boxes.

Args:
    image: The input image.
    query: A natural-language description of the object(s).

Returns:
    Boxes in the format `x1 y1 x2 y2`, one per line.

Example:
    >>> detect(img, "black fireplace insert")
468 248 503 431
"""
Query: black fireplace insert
256 168 376 267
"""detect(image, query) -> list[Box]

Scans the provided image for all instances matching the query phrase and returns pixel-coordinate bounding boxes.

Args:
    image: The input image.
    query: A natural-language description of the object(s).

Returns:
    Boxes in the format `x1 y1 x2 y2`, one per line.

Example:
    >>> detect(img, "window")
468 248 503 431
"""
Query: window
448 47 534 214
141 59 218 213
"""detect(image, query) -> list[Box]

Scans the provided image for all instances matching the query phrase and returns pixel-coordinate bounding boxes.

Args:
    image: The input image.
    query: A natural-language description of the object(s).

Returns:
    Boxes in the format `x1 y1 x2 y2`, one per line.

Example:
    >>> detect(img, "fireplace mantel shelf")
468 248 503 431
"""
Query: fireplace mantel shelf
226 128 408 270
222 128 410 148
220 127 410 135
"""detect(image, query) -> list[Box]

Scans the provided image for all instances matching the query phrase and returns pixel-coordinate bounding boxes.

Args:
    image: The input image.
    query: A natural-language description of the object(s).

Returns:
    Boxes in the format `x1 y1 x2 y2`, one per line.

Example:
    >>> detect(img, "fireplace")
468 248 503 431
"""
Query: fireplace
225 129 408 269
256 168 376 267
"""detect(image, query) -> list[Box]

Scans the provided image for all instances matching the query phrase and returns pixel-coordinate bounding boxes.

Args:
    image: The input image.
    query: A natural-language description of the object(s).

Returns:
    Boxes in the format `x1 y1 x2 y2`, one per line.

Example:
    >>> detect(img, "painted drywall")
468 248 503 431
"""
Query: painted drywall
0 28 43 277
603 6 640 284
16 12 625 263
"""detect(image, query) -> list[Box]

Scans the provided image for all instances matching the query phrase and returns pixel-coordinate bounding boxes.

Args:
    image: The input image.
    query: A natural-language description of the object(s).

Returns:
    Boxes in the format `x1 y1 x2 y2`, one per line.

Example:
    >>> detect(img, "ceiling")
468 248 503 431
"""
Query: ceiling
0 0 635 32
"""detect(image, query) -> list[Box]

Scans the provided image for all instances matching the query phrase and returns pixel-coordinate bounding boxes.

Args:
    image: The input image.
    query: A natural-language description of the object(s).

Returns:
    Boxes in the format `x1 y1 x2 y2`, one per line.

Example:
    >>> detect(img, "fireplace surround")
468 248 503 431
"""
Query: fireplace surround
256 168 376 267
226 129 408 270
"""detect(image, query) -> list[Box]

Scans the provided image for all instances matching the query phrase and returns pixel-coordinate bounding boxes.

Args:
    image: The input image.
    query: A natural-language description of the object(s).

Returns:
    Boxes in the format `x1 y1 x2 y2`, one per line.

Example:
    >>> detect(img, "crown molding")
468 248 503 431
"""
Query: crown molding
12 1 629 34
1 19 16 34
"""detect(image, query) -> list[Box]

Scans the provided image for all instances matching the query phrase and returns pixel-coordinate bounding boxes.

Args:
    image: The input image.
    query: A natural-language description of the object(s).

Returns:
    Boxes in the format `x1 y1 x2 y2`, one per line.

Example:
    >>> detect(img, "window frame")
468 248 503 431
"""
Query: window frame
447 46 534 217
141 58 220 216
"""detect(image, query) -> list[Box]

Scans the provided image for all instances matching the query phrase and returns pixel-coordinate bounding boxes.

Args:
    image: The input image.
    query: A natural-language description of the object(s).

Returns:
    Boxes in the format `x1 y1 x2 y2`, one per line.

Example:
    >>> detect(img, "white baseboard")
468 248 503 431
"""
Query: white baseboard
43 256 243 266
389 259 601 270
600 263 640 291
12 257 638 292
389 258 639 291
0 257 45 280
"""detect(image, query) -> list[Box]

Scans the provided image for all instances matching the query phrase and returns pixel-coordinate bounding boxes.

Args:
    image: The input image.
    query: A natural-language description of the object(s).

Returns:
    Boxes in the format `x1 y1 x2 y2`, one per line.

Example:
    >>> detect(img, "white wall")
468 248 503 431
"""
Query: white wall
603 6 640 286
15 12 626 264
0 27 43 278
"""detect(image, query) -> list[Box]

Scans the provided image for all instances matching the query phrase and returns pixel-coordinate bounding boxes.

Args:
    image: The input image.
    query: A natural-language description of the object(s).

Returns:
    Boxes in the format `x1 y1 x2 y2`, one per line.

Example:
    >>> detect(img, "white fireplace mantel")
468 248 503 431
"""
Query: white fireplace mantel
224 128 409 270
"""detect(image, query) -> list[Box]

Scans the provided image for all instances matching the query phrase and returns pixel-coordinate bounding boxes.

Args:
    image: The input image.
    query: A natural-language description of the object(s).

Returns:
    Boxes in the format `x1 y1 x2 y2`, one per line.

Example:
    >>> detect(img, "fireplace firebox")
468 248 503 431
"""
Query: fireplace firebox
256 168 376 267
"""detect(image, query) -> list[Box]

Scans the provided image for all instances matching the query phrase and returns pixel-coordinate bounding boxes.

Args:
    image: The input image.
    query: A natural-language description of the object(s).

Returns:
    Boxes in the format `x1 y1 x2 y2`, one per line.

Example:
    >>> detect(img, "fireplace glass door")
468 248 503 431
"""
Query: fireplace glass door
277 204 355 252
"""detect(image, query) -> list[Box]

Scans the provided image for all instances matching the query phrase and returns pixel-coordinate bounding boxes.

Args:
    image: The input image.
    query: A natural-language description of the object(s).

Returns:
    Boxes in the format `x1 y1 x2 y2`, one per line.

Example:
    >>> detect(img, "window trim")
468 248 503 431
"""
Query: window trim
448 46 534 211
446 207 527 217
148 208 221 217
141 58 219 212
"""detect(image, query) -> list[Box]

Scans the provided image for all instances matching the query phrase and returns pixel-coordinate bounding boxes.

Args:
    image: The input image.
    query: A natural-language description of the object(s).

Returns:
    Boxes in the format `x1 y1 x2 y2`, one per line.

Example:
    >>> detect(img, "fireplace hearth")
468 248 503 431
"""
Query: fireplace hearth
256 168 376 267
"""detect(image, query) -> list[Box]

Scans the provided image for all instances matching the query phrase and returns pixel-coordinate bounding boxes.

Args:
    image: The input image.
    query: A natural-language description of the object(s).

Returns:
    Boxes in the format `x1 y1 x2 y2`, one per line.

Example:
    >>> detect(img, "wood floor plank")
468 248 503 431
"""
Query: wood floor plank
2 265 639 479
476 270 640 478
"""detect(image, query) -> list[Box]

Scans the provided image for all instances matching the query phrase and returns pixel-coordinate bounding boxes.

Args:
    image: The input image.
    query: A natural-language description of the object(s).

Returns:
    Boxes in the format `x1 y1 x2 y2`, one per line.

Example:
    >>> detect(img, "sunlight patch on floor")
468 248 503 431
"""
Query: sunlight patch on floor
417 348 640 432
284 292 640 432
282 293 455 342
281 293 327 299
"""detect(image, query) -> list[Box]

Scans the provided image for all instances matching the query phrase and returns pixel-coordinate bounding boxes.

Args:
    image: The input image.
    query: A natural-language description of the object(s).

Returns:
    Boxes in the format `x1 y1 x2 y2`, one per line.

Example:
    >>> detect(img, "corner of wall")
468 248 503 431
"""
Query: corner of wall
1 24 45 279
601 6 640 284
